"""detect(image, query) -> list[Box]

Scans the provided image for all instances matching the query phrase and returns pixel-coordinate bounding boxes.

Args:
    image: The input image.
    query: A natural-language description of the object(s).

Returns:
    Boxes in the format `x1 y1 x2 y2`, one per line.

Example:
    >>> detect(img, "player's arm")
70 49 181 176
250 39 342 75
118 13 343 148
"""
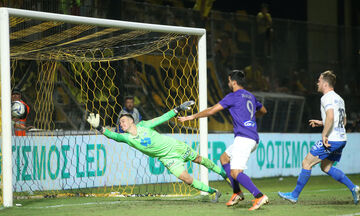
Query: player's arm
141 101 195 128
103 128 128 142
178 103 224 122
309 119 323 127
322 109 334 147
140 110 177 128
254 98 267 118
255 106 267 117
87 113 127 142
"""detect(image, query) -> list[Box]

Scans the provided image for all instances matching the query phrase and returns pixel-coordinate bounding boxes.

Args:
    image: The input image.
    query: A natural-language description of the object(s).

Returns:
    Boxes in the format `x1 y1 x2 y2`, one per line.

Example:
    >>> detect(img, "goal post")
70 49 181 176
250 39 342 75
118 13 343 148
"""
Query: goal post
0 8 13 208
0 7 208 207
198 33 208 196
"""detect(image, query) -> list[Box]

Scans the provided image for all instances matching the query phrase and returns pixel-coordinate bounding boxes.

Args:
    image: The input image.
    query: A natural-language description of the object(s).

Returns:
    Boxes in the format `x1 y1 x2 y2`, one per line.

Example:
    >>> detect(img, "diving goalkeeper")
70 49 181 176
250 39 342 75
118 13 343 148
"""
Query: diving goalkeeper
87 101 225 202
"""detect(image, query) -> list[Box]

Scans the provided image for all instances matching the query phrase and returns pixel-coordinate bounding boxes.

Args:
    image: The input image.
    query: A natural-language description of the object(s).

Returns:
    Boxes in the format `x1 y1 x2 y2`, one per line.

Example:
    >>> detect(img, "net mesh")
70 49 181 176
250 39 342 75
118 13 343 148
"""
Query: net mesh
1 15 201 200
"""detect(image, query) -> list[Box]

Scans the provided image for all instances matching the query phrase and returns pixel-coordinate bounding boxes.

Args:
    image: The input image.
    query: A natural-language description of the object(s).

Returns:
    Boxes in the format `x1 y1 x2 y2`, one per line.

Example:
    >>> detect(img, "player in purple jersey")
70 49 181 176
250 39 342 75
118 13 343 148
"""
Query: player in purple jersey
178 70 269 211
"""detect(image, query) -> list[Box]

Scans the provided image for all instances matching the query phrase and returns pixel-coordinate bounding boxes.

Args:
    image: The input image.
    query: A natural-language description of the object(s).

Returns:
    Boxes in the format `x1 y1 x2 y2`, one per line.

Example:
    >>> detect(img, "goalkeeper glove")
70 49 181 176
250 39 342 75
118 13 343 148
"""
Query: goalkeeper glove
87 113 103 133
174 100 195 114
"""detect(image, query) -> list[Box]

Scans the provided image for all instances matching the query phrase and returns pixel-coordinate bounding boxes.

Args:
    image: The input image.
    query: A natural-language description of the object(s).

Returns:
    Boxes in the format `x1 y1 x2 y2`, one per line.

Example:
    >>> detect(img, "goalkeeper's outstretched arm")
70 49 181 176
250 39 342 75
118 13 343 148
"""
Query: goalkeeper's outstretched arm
87 113 127 142
141 100 195 128
140 110 177 128
178 103 223 122
87 113 104 133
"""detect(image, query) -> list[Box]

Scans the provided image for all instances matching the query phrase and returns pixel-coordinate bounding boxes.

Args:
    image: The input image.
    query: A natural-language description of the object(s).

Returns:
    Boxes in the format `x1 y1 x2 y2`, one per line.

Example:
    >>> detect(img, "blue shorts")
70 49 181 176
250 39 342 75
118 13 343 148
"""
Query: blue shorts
310 140 346 162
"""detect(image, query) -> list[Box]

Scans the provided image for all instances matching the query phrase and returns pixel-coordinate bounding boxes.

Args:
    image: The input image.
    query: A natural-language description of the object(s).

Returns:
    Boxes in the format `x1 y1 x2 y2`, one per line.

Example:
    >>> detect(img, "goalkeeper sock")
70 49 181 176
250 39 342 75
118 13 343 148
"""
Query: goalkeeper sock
191 179 216 194
200 157 226 178
327 167 355 191
236 172 261 198
292 168 311 198
222 163 241 193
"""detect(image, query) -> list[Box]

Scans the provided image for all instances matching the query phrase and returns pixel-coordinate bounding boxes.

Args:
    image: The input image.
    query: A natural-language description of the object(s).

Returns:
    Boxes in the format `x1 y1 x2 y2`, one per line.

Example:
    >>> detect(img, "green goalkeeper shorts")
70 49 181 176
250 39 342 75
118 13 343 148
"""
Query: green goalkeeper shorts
159 141 198 178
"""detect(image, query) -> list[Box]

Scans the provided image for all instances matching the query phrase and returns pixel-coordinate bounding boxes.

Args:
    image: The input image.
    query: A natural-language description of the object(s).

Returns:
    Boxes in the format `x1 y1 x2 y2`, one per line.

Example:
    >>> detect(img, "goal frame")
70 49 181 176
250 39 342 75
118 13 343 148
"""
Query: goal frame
0 7 208 207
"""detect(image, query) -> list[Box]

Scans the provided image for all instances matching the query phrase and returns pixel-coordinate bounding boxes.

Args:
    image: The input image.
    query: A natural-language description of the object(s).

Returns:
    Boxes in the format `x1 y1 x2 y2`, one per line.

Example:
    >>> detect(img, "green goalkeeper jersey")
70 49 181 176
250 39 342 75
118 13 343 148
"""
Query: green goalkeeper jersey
103 110 181 158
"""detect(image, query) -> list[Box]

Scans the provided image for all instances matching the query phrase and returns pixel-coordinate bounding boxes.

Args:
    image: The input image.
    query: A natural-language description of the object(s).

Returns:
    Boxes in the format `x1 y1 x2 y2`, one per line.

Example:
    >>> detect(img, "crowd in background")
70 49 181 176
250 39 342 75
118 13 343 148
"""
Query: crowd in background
2 0 360 132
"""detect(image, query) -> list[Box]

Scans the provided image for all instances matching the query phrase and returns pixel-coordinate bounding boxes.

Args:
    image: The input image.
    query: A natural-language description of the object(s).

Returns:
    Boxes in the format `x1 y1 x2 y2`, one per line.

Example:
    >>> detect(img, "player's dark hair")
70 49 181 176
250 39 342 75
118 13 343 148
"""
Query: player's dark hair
228 70 246 87
321 70 336 87
119 113 134 122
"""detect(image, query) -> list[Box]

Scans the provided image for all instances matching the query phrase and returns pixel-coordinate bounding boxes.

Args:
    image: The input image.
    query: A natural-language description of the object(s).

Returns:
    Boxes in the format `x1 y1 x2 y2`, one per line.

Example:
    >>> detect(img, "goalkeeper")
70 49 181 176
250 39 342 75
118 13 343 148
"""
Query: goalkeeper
87 101 225 202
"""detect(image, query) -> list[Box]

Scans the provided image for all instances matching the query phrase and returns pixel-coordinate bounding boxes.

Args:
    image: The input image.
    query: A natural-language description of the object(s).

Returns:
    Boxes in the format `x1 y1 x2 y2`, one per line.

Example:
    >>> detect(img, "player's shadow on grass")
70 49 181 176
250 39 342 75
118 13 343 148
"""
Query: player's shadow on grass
231 204 251 209
230 202 270 210
304 200 352 205
277 199 353 206
135 196 220 203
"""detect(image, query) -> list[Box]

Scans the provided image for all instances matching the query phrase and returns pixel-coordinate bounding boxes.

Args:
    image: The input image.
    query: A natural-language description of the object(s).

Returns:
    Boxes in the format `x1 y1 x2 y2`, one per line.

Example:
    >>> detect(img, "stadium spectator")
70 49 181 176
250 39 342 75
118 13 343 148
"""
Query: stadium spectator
10 0 24 8
244 60 269 91
11 88 31 136
346 112 360 132
60 0 80 15
193 0 215 20
288 69 308 95
272 69 308 95
178 70 269 211
256 3 273 58
124 59 142 86
278 70 360 205
116 96 142 132
87 101 226 202
214 36 234 90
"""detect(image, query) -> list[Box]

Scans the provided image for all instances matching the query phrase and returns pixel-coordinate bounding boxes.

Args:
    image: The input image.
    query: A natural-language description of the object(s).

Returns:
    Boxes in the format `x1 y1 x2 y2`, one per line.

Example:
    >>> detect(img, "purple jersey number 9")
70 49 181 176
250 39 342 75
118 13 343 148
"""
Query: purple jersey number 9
246 100 254 120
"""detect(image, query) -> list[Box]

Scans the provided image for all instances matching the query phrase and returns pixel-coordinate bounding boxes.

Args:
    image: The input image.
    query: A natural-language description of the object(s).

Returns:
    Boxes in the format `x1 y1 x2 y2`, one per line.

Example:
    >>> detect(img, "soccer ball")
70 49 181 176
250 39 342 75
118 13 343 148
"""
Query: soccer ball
11 101 26 119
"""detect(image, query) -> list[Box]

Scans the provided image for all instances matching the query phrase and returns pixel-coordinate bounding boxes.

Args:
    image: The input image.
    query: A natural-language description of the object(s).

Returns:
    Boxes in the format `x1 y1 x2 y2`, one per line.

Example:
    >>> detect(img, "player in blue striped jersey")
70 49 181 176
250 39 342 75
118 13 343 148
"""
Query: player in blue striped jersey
278 70 360 204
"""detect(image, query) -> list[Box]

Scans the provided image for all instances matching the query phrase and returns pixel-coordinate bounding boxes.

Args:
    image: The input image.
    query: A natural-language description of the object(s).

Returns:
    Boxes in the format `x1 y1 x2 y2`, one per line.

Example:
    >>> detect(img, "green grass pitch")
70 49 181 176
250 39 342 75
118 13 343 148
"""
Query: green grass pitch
1 174 359 216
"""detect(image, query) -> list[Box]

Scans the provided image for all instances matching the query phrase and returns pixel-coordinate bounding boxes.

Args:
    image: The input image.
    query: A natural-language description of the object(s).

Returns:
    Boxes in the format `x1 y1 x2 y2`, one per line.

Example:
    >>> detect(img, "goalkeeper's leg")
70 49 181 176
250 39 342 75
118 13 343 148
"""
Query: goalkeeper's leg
179 143 228 182
161 155 221 202
178 170 215 193
178 170 221 202
192 156 227 180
